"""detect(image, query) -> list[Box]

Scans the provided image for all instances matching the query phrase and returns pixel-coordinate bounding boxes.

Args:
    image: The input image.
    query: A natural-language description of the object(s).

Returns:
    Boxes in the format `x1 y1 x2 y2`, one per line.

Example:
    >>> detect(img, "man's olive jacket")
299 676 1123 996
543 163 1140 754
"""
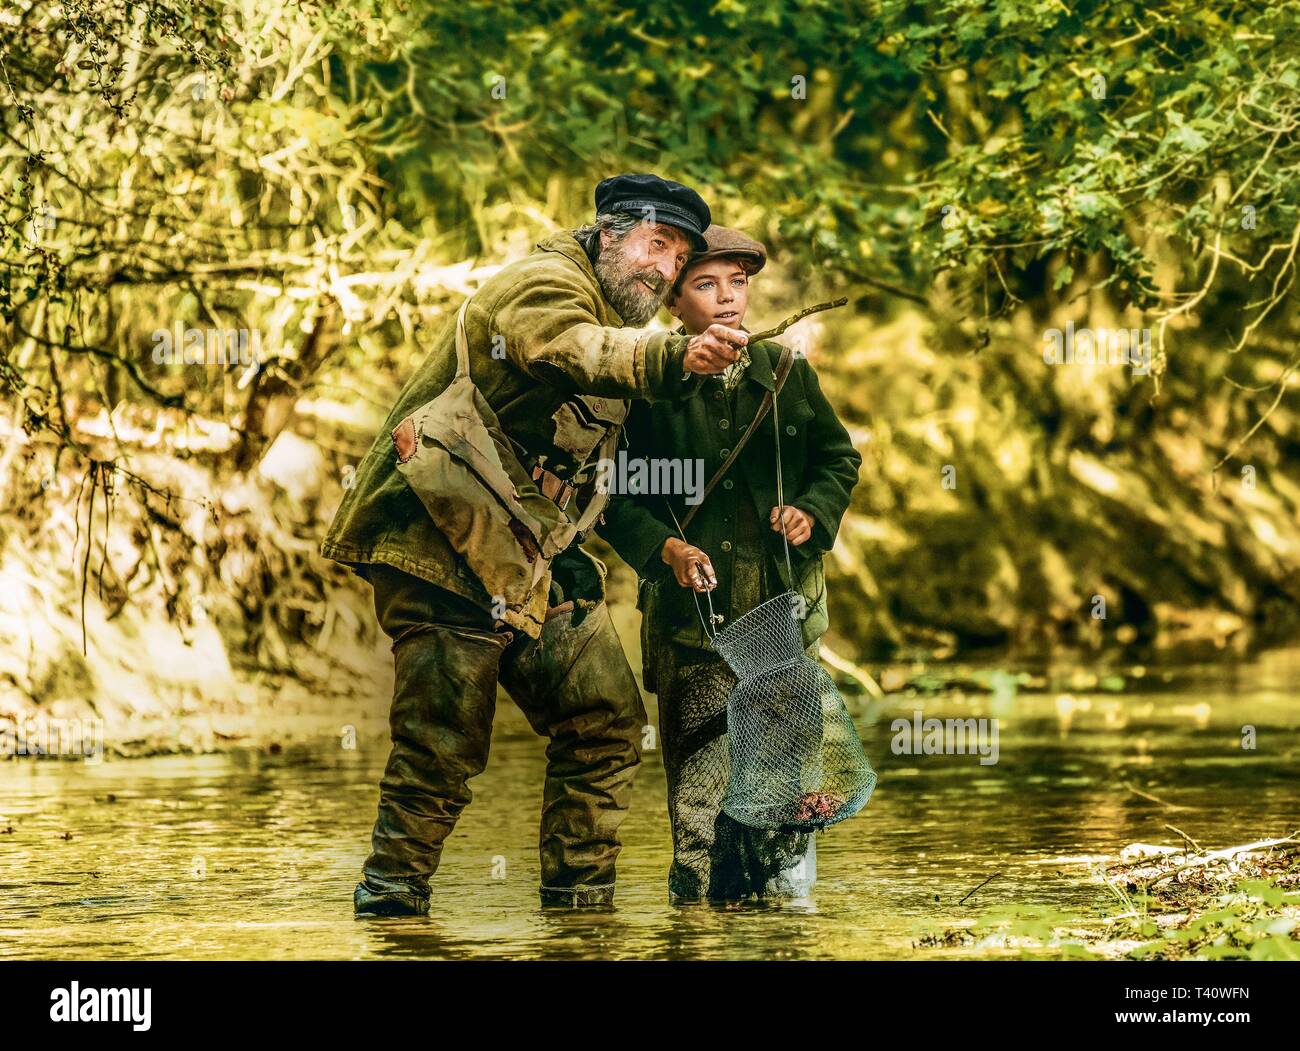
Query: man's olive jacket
597 339 862 649
319 231 696 608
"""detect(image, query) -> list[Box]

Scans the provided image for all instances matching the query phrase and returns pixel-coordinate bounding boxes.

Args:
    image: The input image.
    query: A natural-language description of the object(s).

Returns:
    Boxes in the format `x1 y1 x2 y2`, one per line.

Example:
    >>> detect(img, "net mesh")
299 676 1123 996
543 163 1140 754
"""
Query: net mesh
655 643 813 900
712 590 877 832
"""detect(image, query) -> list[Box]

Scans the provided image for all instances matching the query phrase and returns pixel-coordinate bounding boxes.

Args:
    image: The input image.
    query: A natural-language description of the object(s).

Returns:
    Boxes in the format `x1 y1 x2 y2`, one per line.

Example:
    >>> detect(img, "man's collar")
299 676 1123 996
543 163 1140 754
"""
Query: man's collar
538 230 595 271
541 231 622 325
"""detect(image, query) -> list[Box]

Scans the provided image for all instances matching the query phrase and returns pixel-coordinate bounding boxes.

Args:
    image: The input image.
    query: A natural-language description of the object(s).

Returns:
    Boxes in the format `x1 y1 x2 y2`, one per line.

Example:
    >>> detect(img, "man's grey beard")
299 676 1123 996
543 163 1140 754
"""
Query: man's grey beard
594 238 667 326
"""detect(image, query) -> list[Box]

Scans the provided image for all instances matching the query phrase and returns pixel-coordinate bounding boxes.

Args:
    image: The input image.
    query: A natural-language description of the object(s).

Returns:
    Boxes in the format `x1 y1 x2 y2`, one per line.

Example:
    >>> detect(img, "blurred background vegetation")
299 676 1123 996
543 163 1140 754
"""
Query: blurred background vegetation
3 0 1300 728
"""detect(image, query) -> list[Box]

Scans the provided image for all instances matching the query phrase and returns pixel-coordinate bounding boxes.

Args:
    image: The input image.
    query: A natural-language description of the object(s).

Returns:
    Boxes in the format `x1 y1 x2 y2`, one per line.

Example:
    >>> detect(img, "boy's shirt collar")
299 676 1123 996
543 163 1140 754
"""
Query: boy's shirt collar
721 345 751 391
673 323 774 391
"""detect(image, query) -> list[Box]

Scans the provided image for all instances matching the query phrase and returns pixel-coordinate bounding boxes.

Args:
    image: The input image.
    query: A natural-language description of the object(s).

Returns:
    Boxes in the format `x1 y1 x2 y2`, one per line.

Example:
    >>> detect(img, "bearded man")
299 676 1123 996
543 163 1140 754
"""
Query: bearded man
321 174 747 916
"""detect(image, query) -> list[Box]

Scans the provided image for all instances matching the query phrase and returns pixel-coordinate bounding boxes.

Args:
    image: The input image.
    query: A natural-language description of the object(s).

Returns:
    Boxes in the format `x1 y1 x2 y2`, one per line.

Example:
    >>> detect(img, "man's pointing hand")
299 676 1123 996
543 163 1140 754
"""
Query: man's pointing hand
683 324 747 375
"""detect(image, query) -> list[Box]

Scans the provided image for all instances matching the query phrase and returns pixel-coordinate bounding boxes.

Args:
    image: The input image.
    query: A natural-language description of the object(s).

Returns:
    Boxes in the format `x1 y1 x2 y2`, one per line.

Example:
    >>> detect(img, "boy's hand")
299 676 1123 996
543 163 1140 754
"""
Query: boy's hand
683 324 747 375
662 537 717 591
770 505 815 546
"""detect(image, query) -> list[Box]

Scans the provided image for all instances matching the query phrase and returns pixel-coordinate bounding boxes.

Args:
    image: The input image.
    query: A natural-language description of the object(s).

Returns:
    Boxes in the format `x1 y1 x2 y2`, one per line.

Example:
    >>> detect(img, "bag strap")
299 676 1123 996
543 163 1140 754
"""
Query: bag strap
770 362 797 591
453 300 471 379
679 343 795 533
570 426 621 535
392 308 469 463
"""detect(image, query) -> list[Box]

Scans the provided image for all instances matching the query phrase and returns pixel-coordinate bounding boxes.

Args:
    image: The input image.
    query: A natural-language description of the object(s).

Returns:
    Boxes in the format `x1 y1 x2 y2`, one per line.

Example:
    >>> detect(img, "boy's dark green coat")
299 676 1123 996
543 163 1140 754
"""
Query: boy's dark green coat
598 339 861 651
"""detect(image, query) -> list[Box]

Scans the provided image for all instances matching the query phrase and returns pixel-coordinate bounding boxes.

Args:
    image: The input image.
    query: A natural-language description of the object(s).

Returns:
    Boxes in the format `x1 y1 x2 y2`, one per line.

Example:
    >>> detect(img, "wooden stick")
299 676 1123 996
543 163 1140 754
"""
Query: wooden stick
819 643 885 699
1142 831 1300 890
1165 823 1204 854
958 871 1002 906
748 297 849 342
1120 781 1196 812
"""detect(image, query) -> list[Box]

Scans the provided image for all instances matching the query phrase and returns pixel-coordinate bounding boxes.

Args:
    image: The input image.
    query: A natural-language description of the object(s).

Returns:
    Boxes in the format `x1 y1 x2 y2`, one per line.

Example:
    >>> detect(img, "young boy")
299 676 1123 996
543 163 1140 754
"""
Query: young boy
598 224 861 903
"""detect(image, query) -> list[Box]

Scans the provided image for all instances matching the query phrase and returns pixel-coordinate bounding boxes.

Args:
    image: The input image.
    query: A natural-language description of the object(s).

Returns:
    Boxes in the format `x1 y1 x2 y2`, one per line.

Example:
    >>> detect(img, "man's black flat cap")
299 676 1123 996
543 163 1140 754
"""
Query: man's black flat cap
594 173 711 251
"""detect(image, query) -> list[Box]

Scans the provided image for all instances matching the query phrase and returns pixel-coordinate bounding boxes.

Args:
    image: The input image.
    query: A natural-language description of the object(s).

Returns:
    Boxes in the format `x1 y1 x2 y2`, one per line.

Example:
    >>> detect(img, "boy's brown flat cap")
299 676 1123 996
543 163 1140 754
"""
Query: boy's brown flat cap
671 224 767 294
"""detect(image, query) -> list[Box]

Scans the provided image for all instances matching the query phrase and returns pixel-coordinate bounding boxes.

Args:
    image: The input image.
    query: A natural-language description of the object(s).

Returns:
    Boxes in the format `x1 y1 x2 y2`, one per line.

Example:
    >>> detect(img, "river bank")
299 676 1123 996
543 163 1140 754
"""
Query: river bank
916 833 1300 960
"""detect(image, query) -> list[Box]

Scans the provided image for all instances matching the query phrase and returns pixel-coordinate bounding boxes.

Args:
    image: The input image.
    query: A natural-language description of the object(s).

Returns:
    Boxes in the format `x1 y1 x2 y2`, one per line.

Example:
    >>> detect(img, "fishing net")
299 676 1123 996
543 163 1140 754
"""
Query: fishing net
711 589 877 832
652 640 814 900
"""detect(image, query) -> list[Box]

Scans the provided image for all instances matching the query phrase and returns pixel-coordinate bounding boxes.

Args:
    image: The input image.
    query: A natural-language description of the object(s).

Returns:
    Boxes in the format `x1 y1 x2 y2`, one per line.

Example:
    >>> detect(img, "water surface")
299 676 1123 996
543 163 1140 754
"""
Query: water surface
1 652 1297 959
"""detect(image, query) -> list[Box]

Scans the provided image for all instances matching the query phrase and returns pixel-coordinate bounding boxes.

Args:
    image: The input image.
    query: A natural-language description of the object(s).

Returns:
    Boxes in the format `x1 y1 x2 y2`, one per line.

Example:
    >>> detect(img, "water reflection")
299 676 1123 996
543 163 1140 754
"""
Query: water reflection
1 652 1297 959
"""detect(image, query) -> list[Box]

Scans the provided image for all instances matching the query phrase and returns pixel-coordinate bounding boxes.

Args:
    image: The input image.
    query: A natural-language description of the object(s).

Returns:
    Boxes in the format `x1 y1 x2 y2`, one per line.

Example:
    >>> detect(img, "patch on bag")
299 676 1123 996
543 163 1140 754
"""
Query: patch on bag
392 416 418 464
508 518 541 563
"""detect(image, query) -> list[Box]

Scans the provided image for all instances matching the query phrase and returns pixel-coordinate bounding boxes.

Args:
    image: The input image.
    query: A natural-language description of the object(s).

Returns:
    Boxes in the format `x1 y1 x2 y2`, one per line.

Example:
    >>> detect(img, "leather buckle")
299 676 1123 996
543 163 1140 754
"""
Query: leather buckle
544 600 575 622
531 464 574 510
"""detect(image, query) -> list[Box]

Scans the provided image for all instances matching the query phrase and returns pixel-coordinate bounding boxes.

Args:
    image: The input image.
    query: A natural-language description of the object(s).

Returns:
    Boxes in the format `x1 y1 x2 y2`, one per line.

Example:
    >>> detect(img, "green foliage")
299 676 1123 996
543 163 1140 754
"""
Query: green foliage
4 0 1300 657
5 0 1300 449
915 873 1300 959
1125 877 1300 960
334 0 1300 328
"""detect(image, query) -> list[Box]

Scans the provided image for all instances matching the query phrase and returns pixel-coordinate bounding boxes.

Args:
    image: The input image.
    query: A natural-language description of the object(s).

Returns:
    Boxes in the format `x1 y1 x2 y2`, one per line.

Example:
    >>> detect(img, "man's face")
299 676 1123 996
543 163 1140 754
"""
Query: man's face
595 222 691 326
668 259 750 335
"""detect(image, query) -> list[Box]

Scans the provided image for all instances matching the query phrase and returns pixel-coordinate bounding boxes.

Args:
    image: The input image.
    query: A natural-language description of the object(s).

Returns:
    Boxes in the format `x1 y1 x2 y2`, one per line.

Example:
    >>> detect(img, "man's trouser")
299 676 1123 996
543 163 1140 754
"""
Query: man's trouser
358 563 647 909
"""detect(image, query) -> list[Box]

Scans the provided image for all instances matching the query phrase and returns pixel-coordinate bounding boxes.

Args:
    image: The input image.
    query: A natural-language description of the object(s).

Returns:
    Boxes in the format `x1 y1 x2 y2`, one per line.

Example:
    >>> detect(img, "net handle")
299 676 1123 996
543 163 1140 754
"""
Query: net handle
771 380 797 589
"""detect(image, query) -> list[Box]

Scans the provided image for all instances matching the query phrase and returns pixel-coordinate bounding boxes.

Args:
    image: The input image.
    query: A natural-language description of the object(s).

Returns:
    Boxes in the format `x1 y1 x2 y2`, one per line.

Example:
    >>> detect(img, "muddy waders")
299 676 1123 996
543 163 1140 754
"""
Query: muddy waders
354 563 646 917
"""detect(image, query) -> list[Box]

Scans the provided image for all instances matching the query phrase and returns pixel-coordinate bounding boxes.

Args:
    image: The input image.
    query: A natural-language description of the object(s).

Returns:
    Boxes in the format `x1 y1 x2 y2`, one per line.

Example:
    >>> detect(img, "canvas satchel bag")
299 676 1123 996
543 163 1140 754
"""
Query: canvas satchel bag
391 302 612 637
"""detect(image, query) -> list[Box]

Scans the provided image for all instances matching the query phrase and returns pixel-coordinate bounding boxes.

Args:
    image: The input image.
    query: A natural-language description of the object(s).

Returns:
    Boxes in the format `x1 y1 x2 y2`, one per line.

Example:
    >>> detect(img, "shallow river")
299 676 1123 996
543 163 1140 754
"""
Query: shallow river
1 650 1297 960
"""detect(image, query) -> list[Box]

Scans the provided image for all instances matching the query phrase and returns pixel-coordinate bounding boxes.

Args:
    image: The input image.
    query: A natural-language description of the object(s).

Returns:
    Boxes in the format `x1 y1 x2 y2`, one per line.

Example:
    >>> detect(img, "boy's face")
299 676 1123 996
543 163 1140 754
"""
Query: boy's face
668 259 750 334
